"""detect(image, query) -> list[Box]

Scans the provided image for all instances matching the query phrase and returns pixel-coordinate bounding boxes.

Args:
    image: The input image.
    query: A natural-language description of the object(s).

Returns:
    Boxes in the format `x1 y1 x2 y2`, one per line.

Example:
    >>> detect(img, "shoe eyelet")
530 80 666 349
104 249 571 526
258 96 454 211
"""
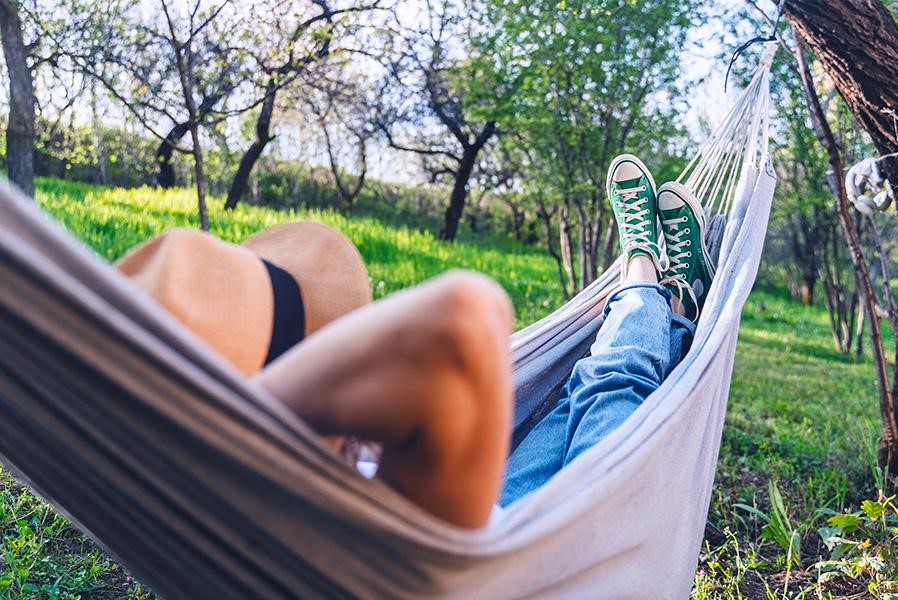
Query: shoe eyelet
684 228 690 234
685 240 691 246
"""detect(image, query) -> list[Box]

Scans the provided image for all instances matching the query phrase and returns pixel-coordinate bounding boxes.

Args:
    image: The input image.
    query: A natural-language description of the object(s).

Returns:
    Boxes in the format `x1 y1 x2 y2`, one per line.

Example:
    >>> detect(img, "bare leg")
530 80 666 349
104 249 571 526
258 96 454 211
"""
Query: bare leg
623 255 657 285
255 271 514 528
669 294 686 317
624 255 686 317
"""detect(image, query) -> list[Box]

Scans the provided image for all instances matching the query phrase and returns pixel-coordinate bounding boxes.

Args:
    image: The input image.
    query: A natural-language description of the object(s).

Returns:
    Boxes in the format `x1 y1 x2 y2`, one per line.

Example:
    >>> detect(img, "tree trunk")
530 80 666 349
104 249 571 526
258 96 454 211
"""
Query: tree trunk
440 146 478 241
559 203 577 294
91 82 107 185
537 200 570 299
574 200 590 290
799 275 815 306
156 122 190 188
322 124 367 214
165 4 209 231
503 198 525 242
783 0 898 185
438 122 496 242
189 123 209 231
156 93 222 189
226 80 277 210
0 0 35 198
792 33 898 474
601 216 617 272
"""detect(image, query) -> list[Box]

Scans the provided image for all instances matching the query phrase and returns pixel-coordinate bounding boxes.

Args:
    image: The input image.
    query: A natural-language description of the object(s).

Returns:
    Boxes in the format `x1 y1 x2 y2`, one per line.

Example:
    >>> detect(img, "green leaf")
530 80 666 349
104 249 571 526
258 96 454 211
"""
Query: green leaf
788 530 802 566
818 526 843 549
861 499 885 520
828 513 861 530
734 503 770 523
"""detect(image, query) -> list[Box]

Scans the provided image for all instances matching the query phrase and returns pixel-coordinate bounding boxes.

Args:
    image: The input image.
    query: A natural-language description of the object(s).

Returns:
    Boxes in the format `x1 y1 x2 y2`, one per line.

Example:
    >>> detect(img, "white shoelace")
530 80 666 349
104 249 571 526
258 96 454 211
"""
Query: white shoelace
661 215 692 275
616 186 659 259
660 214 699 320
660 275 700 321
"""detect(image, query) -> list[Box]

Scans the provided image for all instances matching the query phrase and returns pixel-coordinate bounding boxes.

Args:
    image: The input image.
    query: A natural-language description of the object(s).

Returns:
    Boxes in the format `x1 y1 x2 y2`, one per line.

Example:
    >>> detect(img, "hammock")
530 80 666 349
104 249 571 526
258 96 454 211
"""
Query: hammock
0 46 776 599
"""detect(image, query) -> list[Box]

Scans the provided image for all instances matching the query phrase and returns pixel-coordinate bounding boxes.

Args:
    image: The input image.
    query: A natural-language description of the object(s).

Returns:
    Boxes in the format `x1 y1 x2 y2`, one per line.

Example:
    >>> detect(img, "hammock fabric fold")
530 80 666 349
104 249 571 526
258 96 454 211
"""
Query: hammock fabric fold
0 46 777 599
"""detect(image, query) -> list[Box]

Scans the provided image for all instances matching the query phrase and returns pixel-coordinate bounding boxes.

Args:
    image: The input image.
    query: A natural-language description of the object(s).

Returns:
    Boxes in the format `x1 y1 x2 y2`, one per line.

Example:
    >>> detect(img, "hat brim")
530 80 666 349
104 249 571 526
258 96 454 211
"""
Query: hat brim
242 222 372 335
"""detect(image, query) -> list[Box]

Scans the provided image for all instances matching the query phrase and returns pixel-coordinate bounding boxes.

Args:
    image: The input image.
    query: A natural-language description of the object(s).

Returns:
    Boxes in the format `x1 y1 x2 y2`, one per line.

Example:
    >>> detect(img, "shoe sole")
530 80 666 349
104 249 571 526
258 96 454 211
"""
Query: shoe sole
606 154 658 202
658 181 716 278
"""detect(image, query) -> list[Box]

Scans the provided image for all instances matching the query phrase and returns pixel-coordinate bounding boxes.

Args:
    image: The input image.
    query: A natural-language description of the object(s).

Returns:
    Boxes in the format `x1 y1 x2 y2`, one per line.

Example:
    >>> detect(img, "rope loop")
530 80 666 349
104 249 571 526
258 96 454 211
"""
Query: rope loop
724 11 781 93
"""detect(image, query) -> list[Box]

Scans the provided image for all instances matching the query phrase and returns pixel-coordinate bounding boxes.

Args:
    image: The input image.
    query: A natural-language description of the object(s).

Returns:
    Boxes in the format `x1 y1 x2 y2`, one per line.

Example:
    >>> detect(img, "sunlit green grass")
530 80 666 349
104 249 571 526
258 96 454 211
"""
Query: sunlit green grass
35 177 563 328
0 177 889 598
695 293 885 598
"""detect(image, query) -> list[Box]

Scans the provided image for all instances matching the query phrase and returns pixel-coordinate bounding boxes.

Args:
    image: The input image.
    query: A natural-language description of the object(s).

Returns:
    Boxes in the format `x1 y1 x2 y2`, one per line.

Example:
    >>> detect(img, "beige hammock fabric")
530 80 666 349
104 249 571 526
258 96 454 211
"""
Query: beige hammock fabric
0 48 776 599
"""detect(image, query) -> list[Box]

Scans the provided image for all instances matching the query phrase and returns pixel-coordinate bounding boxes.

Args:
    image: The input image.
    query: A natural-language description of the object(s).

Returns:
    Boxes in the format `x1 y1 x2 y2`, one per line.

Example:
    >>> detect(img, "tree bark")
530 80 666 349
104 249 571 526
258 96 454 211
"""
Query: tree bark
537 199 570 298
188 123 209 230
559 203 577 294
792 33 898 473
437 121 497 241
783 0 898 185
440 146 478 241
156 93 222 189
0 0 35 198
163 1 208 230
156 121 190 188
601 216 617 272
225 79 277 210
90 81 108 185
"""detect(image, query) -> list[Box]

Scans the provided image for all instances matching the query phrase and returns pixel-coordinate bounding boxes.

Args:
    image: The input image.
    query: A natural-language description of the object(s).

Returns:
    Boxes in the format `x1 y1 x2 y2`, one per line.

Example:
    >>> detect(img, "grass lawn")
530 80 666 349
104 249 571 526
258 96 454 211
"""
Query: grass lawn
0 178 890 598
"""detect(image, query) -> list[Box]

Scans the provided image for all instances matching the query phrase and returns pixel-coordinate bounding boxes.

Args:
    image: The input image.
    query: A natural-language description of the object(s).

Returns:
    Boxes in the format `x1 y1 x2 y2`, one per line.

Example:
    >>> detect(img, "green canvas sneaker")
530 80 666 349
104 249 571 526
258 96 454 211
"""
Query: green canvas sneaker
658 182 715 321
606 154 662 277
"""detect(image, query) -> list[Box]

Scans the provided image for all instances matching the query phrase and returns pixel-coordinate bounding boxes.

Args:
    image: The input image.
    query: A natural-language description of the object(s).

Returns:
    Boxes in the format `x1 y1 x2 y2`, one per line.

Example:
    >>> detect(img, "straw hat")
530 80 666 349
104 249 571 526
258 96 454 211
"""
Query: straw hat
116 222 371 375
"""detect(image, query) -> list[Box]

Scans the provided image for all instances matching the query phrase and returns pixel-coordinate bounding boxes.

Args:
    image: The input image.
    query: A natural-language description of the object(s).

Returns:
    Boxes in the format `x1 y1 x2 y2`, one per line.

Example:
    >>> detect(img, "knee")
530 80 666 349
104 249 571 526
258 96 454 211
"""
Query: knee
415 273 514 516
427 271 513 364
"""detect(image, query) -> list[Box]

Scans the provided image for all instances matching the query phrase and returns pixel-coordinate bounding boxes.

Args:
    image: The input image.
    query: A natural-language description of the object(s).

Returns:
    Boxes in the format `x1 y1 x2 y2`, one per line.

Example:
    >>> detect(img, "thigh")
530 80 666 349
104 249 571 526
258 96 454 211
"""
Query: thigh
563 285 672 465
500 396 570 506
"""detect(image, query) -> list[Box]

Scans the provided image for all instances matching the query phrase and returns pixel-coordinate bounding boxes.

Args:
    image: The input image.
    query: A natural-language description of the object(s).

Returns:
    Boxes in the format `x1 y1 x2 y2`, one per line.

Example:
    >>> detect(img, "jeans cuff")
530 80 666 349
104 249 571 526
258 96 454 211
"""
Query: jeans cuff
671 312 697 335
602 283 672 318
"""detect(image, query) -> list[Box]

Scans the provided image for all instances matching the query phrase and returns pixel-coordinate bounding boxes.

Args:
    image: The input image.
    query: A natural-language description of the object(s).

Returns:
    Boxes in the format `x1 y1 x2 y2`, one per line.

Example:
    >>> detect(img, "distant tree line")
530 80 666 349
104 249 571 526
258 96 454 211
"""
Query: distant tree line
0 0 705 293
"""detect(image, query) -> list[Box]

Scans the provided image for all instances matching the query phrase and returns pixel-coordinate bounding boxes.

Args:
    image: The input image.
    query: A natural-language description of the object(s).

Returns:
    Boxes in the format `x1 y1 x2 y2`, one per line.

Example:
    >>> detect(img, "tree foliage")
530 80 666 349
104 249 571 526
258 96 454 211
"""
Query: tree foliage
477 0 701 291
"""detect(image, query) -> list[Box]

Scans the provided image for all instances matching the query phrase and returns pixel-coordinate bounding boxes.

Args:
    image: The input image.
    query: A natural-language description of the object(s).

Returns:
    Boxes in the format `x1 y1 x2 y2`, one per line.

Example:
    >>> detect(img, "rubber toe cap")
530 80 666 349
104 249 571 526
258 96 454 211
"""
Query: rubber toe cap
611 161 645 183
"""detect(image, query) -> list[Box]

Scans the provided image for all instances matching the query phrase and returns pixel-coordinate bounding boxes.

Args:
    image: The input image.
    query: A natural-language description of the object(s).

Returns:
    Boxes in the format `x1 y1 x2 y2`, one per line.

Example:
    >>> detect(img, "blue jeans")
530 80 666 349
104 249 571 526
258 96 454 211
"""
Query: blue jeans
499 283 696 506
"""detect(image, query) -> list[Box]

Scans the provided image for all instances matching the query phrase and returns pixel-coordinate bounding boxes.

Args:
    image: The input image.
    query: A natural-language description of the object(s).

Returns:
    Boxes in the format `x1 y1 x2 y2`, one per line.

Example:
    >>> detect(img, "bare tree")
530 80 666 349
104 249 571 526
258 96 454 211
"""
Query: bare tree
63 0 252 227
159 0 229 230
224 0 379 210
376 1 497 241
305 79 371 212
54 0 250 202
0 0 35 197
